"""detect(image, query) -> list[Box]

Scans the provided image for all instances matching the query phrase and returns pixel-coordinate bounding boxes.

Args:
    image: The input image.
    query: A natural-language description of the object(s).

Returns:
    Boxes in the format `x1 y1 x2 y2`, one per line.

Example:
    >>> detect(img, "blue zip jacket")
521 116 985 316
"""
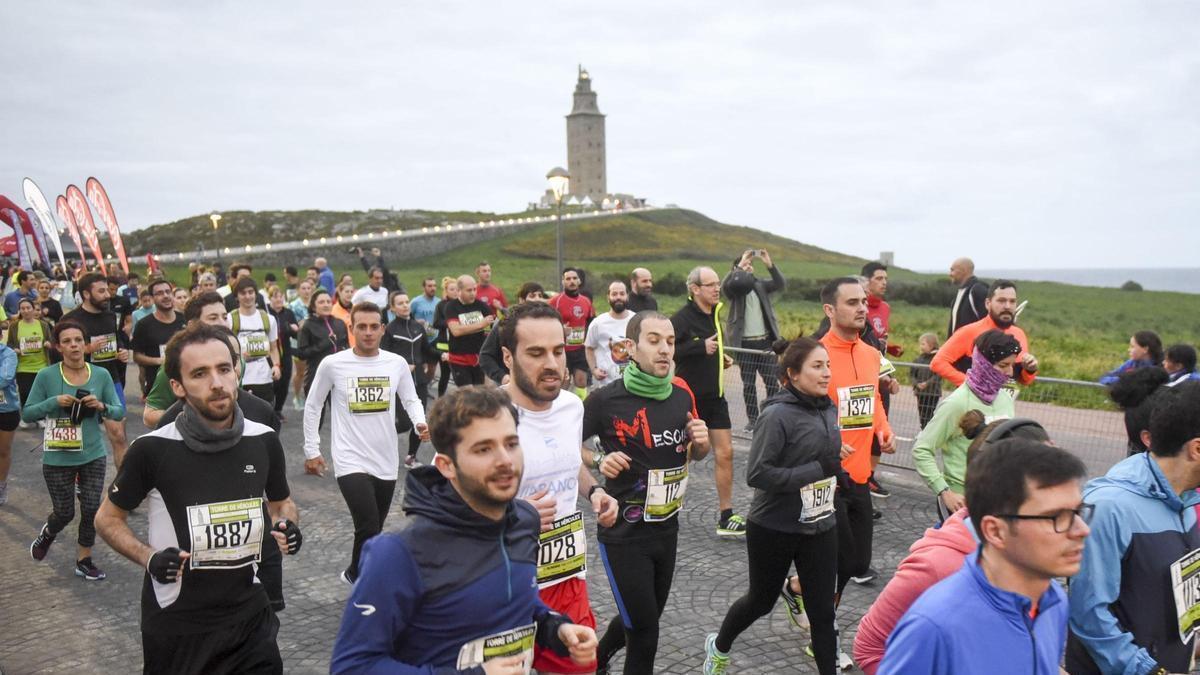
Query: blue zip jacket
0 345 17 413
1066 453 1200 674
1099 358 1156 386
331 466 571 674
879 550 1068 675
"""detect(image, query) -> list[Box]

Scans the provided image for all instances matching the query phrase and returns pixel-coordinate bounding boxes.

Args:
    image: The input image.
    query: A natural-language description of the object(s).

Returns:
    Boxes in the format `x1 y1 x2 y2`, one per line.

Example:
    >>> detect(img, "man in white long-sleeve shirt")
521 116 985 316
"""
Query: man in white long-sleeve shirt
303 301 429 585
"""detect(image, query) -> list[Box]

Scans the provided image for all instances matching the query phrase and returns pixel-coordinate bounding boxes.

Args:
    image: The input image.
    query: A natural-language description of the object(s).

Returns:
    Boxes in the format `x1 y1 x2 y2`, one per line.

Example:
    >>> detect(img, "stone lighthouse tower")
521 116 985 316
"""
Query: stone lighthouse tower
566 65 606 203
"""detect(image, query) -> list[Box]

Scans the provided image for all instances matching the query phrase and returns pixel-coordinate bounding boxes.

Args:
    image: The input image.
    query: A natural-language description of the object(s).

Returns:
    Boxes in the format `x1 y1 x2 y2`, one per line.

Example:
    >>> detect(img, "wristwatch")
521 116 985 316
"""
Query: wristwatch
587 484 606 500
592 448 605 468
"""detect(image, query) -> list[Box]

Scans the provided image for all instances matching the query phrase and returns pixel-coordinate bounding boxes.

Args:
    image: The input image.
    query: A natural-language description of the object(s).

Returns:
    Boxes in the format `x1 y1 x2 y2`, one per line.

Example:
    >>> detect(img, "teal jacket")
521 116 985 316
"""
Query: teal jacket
22 363 125 467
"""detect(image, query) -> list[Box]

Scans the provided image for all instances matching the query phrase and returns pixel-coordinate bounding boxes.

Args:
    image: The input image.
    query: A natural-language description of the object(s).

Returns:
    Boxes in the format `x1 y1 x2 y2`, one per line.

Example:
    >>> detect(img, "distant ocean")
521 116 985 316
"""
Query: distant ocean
956 268 1199 295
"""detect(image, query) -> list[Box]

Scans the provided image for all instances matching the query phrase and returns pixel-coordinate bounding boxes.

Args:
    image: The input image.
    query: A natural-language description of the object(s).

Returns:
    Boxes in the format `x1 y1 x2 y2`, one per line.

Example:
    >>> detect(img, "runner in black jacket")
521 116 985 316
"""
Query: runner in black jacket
381 291 429 467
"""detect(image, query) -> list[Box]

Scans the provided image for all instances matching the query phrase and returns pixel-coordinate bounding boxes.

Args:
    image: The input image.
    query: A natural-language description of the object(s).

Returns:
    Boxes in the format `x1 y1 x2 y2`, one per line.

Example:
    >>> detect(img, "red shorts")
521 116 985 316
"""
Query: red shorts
533 577 596 674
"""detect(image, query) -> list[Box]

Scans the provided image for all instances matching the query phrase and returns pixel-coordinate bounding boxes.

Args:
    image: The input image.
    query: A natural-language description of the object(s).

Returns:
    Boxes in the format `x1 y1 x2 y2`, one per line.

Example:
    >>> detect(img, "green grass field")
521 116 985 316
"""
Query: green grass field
151 209 1200 385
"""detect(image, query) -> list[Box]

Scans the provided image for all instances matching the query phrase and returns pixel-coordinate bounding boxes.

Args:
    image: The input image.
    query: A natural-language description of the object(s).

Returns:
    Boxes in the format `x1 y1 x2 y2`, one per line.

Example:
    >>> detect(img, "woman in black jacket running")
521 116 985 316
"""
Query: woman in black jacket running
704 336 842 675
295 288 349 394
381 291 429 468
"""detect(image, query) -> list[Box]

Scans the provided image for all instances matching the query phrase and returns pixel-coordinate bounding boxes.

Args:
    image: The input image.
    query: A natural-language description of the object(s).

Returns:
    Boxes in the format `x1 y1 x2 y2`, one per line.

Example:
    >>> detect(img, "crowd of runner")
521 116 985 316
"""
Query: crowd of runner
0 249 1197 675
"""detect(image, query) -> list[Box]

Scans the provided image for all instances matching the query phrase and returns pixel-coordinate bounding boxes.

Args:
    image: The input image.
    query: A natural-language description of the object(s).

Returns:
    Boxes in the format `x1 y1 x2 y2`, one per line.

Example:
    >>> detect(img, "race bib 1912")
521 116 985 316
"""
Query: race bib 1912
347 376 390 414
186 498 265 570
837 384 875 430
645 465 688 522
799 477 836 523
537 512 587 588
456 623 535 673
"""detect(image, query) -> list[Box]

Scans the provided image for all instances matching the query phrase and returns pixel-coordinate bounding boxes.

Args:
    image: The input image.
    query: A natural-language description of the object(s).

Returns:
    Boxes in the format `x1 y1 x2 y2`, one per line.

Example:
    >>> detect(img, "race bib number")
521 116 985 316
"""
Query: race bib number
91 334 118 362
19 335 42 355
537 512 587 587
799 477 836 523
242 331 270 360
645 465 688 522
44 418 82 451
1171 548 1200 644
456 623 535 673
566 326 585 346
879 357 896 378
347 376 390 414
837 384 875 430
459 310 484 326
186 498 265 569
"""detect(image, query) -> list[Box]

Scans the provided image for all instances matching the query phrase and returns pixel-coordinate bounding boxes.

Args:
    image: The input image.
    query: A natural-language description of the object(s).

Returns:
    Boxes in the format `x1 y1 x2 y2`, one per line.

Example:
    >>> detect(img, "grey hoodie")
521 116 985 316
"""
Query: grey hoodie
746 387 841 535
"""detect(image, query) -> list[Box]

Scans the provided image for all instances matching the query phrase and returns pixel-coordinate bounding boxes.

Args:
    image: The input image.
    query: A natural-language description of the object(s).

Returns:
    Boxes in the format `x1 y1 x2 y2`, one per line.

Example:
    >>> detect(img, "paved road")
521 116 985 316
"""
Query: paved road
0 383 947 674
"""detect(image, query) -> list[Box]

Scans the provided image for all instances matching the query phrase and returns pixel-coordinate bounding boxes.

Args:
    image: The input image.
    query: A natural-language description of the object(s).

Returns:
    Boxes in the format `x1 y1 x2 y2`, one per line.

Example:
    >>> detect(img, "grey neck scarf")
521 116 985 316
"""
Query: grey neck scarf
175 402 245 454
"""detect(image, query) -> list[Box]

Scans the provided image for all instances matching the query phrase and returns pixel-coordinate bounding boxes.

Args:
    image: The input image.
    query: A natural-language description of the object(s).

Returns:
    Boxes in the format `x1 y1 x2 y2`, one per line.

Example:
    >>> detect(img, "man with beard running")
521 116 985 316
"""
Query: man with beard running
549 268 595 399
62 272 131 467
95 322 302 675
585 281 634 385
303 301 428 584
331 386 598 674
932 279 1039 387
626 268 657 313
500 302 619 675
587 311 711 674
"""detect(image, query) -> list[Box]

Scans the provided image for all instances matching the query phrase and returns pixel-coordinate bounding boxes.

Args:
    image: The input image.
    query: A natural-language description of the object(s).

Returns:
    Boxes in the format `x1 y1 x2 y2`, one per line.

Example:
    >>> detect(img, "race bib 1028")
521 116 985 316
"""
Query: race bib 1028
187 498 265 570
537 511 586 588
456 623 535 673
837 384 875 430
347 376 390 414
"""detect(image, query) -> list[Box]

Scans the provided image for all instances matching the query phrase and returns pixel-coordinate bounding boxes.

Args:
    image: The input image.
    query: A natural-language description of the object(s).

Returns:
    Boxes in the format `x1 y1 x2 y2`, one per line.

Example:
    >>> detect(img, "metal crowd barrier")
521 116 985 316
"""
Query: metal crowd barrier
722 346 1128 480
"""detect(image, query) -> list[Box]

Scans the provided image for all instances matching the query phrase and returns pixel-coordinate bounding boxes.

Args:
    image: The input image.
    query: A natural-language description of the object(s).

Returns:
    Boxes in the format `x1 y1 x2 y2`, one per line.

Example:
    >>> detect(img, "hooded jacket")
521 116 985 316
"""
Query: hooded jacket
745 387 841 535
1066 453 1200 675
671 299 725 399
880 551 1068 675
854 509 978 675
331 466 570 674
721 264 784 347
818 330 892 484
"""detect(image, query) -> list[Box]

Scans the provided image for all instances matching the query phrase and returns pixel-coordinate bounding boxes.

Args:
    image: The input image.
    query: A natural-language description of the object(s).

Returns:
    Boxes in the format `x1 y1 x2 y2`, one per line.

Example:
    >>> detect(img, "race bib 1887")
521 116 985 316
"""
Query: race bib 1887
537 511 586 588
186 498 265 570
347 376 390 414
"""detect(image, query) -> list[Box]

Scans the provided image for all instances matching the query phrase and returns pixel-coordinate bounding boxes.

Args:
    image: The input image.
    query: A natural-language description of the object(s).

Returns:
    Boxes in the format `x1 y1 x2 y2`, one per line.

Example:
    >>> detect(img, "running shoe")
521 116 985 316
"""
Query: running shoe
868 474 890 498
293 395 305 411
703 633 729 674
803 644 854 671
74 557 107 581
31 523 56 561
0 480 7 506
850 567 878 585
873 508 883 520
339 569 356 586
716 514 747 537
779 582 810 629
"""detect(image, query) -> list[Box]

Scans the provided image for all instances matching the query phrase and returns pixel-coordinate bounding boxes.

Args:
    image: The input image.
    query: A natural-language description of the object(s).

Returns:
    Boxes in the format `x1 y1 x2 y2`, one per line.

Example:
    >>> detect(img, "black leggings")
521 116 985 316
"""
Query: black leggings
597 533 678 674
395 380 429 459
437 359 451 397
835 480 874 597
450 364 484 387
43 457 106 548
336 473 397 579
16 371 37 408
716 522 838 674
272 354 293 414
244 382 275 410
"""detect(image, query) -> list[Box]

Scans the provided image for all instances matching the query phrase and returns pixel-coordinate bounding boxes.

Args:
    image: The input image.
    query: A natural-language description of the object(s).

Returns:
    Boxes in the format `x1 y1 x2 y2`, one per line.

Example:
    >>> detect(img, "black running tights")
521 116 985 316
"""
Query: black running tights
336 473 396 578
596 533 678 674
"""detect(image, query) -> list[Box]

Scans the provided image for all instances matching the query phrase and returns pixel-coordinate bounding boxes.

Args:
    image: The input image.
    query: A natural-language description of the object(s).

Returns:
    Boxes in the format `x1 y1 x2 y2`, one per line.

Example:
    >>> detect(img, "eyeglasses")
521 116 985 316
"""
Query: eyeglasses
997 503 1094 533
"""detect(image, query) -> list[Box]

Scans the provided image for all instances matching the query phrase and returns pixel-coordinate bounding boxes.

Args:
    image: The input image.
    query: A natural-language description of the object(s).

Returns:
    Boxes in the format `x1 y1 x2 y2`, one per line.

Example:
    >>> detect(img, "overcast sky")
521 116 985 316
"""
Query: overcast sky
3 2 1198 269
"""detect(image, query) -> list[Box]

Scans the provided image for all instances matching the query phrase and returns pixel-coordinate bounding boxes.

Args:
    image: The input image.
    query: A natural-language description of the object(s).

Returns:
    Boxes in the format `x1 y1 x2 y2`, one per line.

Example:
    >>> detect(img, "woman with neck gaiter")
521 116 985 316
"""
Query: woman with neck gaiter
911 329 1020 517
703 336 843 674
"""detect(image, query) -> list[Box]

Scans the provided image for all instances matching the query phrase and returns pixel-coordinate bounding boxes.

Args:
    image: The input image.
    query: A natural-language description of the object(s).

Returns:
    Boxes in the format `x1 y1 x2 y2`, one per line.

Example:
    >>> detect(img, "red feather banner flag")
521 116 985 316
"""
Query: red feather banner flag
65 184 106 273
57 194 90 269
85 177 130 277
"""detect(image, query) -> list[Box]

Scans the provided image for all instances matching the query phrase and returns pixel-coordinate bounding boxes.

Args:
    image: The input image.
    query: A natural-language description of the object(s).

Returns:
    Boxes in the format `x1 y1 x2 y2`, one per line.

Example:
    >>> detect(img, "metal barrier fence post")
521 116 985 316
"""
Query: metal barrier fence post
723 346 1128 480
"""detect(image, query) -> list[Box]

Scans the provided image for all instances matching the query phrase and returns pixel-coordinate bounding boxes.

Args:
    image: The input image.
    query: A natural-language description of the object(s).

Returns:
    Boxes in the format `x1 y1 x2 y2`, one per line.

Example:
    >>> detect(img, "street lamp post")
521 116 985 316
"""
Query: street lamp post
210 212 222 260
546 167 570 279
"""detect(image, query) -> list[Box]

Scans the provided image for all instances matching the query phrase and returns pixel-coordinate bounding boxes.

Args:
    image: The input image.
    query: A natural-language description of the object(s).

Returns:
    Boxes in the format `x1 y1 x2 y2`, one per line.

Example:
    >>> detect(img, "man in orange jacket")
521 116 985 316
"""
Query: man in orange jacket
931 279 1039 387
809 278 895 601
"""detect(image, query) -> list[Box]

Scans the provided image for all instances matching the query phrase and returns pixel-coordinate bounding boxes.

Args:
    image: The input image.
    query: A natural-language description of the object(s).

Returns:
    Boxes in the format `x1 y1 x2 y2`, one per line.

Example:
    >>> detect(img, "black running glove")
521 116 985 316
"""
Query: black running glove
275 519 303 555
147 547 187 583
